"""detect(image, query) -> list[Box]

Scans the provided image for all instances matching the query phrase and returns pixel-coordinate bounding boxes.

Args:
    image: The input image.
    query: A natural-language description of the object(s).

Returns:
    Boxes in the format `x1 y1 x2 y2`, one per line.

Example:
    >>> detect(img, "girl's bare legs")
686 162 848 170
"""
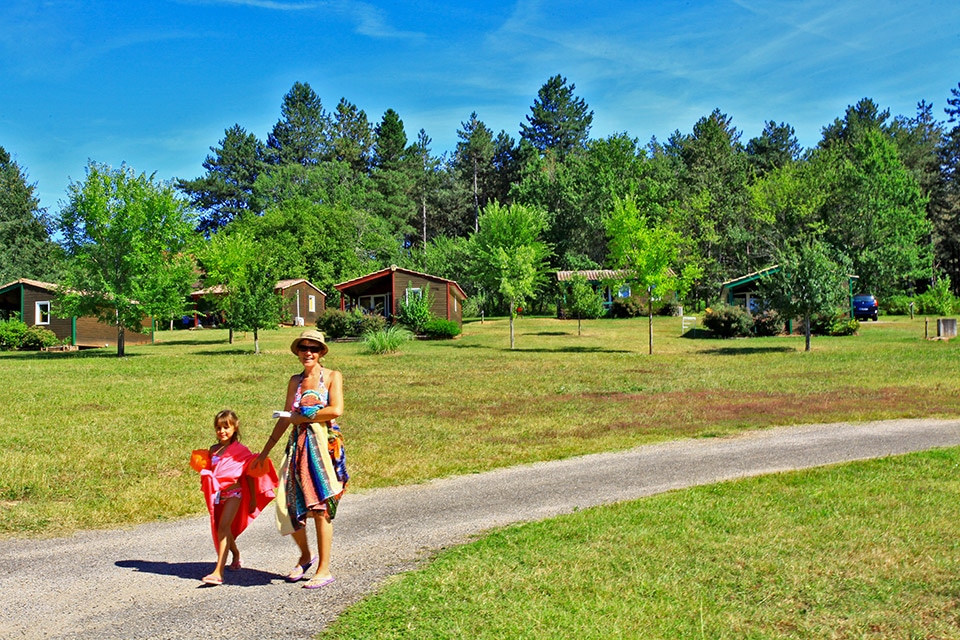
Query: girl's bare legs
203 497 240 583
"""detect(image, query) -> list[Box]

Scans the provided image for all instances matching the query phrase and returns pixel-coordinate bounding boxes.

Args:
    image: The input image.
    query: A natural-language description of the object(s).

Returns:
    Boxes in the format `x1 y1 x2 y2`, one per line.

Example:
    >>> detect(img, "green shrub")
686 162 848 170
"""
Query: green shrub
396 285 434 333
19 325 61 350
810 310 859 336
883 295 912 316
752 309 784 337
362 325 412 355
422 318 461 339
830 318 860 336
356 312 386 336
316 308 354 340
703 304 753 338
915 277 955 316
0 318 28 350
609 295 646 318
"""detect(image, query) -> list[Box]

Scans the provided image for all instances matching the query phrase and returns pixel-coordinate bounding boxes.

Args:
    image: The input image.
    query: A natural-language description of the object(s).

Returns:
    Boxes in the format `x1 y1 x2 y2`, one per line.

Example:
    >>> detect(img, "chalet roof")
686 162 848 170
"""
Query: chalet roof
335 265 467 300
0 278 59 294
555 269 632 282
276 278 319 291
192 279 326 298
719 265 780 292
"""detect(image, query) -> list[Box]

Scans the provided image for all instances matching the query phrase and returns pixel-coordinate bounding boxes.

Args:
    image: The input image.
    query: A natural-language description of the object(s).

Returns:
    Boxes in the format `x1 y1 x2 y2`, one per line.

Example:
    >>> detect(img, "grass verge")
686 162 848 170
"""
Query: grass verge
322 447 960 639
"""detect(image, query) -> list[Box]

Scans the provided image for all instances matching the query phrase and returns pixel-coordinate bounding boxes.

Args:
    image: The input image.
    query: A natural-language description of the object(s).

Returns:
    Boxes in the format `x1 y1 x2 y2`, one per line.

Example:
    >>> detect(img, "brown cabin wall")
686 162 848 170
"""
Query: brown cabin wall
22 285 73 342
281 283 326 326
447 286 463 326
21 283 150 347
391 275 447 319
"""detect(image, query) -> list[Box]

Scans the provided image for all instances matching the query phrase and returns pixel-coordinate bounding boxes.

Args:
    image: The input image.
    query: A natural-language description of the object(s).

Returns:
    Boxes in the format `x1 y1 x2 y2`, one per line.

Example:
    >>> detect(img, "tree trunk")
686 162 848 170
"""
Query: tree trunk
472 158 480 232
254 327 260 355
577 313 582 336
804 314 811 352
117 325 126 358
648 298 654 355
509 309 515 349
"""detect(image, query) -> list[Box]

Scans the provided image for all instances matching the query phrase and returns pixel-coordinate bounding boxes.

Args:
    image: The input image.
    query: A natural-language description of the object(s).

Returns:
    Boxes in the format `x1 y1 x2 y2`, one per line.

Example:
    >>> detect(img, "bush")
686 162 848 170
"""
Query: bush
752 309 784 337
915 277 955 316
396 285 434 333
362 325 412 355
810 310 859 336
422 318 461 339
356 312 386 336
702 304 753 338
0 318 28 350
316 309 354 340
317 308 386 339
609 295 646 318
19 325 61 350
883 295 912 316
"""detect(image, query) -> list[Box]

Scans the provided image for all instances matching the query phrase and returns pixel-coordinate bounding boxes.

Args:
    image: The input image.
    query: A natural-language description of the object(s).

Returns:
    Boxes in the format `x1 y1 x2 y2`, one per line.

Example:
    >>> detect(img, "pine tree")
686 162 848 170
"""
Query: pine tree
520 75 594 160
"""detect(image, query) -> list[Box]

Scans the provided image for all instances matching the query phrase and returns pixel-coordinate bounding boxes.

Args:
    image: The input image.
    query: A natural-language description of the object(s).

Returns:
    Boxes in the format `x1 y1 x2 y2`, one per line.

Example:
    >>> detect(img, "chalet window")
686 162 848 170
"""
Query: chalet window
618 285 631 298
405 287 423 302
308 295 316 313
36 300 51 325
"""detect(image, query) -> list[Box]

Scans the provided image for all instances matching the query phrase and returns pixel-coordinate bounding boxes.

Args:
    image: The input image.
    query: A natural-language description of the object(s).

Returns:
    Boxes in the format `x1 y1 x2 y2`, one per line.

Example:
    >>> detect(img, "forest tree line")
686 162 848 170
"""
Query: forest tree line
3 75 960 320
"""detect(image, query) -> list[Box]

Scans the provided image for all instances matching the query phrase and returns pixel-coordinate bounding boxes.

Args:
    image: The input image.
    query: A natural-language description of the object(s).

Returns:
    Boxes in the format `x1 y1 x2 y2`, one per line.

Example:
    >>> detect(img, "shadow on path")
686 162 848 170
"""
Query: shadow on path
114 560 279 586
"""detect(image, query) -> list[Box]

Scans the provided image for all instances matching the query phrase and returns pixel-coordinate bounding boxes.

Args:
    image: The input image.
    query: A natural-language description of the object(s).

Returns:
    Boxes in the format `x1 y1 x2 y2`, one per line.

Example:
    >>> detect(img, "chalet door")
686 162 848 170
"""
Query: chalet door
358 294 390 317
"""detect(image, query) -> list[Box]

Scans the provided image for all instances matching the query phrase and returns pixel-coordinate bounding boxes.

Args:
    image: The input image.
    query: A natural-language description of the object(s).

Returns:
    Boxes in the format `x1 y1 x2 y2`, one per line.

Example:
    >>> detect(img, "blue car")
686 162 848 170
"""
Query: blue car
852 294 879 321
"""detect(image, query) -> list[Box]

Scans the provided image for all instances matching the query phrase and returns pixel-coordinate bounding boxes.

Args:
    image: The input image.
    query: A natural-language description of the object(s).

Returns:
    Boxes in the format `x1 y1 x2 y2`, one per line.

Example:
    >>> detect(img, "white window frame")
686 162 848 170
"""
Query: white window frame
308 295 316 313
36 300 51 325
405 287 423 303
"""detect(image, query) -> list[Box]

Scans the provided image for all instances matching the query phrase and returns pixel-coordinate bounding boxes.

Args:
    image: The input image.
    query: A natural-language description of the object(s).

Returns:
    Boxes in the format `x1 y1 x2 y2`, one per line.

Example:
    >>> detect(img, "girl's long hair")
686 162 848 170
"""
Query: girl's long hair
214 409 241 443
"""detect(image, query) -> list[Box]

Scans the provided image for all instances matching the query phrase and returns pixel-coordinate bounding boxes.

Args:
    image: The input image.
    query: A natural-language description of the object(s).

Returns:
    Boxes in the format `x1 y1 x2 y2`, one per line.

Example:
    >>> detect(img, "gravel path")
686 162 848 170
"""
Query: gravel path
2 418 959 639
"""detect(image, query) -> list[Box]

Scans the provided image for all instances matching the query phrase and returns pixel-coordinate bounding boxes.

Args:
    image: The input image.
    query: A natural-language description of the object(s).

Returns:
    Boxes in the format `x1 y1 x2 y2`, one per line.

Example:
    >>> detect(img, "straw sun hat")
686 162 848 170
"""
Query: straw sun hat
289 329 329 357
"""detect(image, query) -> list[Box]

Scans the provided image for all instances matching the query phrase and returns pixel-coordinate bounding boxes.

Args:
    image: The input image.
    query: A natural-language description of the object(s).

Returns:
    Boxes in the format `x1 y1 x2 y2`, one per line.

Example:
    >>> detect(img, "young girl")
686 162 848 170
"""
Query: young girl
194 409 278 586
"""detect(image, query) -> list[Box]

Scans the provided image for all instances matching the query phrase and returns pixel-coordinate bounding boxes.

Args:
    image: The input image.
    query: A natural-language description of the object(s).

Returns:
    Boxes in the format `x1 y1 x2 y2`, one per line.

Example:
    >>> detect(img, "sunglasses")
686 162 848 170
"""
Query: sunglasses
297 344 324 354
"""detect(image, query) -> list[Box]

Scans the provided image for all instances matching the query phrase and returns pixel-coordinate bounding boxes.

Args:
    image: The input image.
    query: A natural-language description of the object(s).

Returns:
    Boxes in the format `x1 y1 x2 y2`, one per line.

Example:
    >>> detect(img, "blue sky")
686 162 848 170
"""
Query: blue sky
2 0 959 215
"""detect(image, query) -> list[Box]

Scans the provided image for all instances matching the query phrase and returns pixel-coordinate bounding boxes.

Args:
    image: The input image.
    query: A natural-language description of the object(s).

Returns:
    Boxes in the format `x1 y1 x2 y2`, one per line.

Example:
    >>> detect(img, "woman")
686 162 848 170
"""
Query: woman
255 329 348 589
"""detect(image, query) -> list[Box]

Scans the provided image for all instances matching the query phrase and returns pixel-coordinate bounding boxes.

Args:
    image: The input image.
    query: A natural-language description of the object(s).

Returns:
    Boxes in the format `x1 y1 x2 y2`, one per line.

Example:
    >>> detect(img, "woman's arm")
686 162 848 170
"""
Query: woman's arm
256 375 299 460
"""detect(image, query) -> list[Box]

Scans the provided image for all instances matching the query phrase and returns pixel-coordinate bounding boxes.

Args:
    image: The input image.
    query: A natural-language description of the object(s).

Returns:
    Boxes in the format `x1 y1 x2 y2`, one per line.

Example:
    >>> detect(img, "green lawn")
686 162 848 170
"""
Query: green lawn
1 314 958 537
322 448 960 639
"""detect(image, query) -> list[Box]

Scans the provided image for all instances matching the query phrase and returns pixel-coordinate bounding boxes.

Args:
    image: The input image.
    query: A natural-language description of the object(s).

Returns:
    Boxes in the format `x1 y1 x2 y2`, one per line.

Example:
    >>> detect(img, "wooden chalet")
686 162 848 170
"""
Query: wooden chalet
334 265 467 327
719 266 780 313
275 279 326 326
0 278 151 348
555 269 633 316
190 278 326 327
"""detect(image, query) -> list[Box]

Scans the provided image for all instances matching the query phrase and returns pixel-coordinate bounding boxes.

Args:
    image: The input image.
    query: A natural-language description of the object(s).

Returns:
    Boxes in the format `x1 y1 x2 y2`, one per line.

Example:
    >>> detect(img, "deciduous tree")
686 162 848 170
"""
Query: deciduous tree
57 162 197 356
471 202 552 348
606 195 700 354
